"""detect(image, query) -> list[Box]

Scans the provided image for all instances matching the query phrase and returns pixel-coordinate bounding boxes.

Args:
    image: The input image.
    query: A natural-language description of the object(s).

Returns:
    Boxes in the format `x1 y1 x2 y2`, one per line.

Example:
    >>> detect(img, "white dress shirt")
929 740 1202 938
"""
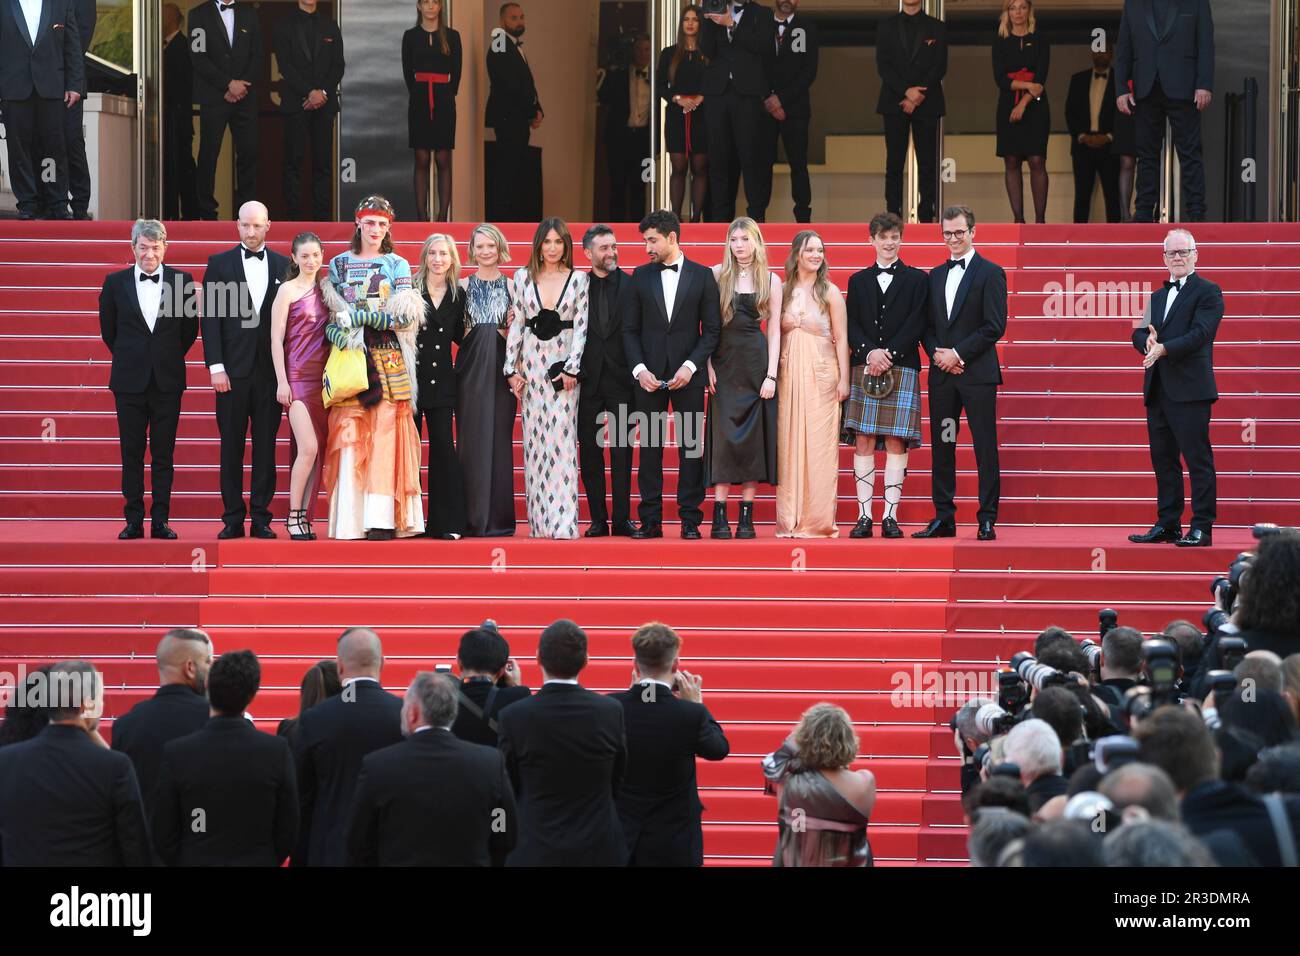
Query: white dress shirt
875 260 896 294
630 251 697 379
543 678 580 686
628 68 651 128
135 267 165 333
217 0 236 46
944 248 975 318
209 245 269 376
1162 270 1194 322
1088 69 1111 142
18 0 42 42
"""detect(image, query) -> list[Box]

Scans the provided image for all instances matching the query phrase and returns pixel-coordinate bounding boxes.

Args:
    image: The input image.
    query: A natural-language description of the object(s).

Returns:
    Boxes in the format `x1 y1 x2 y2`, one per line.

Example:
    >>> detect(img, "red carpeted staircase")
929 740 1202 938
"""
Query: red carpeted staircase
1 221 1297 865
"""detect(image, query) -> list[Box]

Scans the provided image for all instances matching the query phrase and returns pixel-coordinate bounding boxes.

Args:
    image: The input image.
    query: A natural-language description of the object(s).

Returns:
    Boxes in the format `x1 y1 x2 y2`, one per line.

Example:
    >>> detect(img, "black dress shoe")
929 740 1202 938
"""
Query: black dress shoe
17 211 36 221
1175 529 1213 548
681 522 702 540
366 529 396 541
1128 525 1182 544
217 525 244 540
250 524 277 539
631 523 663 539
849 517 873 539
612 520 639 537
977 521 997 541
119 523 144 540
912 518 956 539
150 523 178 540
45 211 71 220
584 522 610 538
72 210 93 221
881 516 903 539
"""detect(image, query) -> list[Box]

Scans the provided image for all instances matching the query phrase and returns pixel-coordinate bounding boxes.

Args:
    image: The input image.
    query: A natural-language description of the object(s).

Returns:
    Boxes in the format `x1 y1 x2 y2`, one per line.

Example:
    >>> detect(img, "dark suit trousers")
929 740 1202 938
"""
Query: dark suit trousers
282 109 335 220
883 113 939 222
706 90 768 222
1 97 67 216
635 386 705 527
578 385 633 526
62 96 91 214
216 373 282 527
1134 81 1205 220
928 375 1000 524
196 99 259 220
1071 145 1121 222
414 406 468 537
491 121 531 221
608 125 650 222
763 111 812 222
114 382 183 526
1146 377 1216 532
164 108 198 220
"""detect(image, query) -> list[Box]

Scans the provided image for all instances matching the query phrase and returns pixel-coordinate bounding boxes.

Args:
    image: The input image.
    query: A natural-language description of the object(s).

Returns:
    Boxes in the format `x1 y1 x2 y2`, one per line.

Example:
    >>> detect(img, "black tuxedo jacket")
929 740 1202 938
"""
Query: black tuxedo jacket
1066 67 1117 154
414 287 464 409
622 258 722 390
845 263 929 371
924 253 1007 387
188 0 263 106
164 30 194 112
598 67 650 142
109 683 211 821
699 2 774 98
272 9 344 115
99 265 199 394
875 12 947 118
497 682 628 866
485 32 540 128
69 0 94 96
152 716 298 866
200 244 288 381
582 268 633 398
1182 781 1300 867
291 679 403 866
770 16 818 118
609 683 729 866
450 679 531 748
0 724 152 866
1114 0 1214 101
0 0 84 100
346 728 517 866
1131 271 1221 404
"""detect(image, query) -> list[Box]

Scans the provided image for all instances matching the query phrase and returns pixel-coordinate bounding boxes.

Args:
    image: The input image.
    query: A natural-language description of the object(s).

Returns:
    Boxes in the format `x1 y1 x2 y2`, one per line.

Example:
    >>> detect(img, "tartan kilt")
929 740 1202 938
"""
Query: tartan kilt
841 365 922 449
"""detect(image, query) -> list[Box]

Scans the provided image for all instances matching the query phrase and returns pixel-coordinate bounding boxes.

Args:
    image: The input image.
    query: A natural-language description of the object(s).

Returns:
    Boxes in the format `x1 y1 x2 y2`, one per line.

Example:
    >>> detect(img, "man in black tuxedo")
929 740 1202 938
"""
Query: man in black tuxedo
497 619 628 866
914 205 1006 541
1114 0 1214 222
699 0 775 222
0 0 84 219
347 672 517 866
622 210 721 539
0 661 152 866
99 219 199 540
579 225 635 537
763 0 818 223
162 3 198 220
189 0 263 220
450 624 531 747
54 0 94 219
202 201 287 539
609 623 729 866
1066 43 1121 223
597 35 651 223
153 650 298 866
110 628 213 823
292 628 404 866
273 0 344 221
1129 229 1221 548
875 0 947 224
485 3 542 221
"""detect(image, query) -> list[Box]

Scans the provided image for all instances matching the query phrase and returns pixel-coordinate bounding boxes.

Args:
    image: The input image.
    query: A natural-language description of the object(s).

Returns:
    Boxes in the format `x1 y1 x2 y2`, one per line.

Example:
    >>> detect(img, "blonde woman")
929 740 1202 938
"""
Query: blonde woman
706 217 780 539
412 233 467 538
457 223 517 536
775 231 849 537
992 0 1050 222
762 703 877 867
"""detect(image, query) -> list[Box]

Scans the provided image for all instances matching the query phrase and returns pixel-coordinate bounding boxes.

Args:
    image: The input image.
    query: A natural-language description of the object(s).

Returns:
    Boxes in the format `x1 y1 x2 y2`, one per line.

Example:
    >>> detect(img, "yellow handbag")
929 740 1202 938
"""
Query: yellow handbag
322 342 369 407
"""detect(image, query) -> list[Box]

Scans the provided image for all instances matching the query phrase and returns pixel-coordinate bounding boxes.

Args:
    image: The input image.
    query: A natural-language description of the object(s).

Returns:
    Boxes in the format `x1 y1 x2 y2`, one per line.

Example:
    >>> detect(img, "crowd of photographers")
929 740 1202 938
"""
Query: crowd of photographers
956 525 1300 866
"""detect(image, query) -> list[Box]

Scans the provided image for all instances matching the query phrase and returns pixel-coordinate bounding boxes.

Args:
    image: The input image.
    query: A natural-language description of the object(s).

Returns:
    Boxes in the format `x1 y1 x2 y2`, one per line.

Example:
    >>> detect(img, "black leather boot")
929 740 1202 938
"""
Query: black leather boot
736 501 756 539
711 501 732 539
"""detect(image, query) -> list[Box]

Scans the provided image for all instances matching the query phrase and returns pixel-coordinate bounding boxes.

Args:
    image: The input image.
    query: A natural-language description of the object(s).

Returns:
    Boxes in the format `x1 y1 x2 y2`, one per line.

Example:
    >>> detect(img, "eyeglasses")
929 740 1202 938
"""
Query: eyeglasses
1163 248 1195 259
942 229 969 240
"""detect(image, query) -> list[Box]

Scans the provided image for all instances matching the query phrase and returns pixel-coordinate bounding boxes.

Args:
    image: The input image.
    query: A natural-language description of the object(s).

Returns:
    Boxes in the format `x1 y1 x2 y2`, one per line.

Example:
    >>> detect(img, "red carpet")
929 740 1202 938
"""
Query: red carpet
1 221 1298 864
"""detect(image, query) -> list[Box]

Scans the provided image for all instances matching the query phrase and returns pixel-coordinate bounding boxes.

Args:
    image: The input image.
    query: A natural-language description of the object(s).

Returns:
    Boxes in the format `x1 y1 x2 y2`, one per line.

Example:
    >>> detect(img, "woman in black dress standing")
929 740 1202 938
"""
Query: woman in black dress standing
413 233 468 539
403 0 462 221
992 0 1050 223
658 5 709 223
1112 78 1138 222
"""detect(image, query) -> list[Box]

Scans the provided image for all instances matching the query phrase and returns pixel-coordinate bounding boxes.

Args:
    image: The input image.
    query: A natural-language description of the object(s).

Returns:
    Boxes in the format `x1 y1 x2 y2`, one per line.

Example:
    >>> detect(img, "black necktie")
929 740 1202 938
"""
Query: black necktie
139 272 160 283
1163 278 1182 291
597 280 611 336
948 258 966 270
243 247 265 261
659 261 679 273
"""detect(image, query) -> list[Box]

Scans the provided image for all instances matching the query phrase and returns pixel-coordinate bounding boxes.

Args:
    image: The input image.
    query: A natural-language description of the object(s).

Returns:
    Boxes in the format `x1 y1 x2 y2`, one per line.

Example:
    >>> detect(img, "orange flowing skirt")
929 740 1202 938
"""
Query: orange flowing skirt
323 400 423 536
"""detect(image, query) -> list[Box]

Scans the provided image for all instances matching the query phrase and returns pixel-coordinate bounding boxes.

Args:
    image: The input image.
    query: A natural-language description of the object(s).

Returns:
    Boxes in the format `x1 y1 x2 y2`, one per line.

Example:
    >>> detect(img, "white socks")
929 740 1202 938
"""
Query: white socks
854 454 875 521
883 452 908 520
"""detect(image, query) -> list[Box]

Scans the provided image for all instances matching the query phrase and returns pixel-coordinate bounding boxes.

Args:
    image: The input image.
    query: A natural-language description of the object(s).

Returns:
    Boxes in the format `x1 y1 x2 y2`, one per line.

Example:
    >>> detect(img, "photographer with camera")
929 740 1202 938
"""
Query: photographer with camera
450 623 531 747
952 698 999 795
1004 718 1069 814
1091 626 1142 706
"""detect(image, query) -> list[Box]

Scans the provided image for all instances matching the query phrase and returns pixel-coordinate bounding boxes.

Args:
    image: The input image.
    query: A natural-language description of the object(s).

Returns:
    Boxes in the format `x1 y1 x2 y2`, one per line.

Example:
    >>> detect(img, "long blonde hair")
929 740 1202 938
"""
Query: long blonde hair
469 223 512 267
782 230 831 315
412 233 461 301
717 217 771 325
997 0 1035 38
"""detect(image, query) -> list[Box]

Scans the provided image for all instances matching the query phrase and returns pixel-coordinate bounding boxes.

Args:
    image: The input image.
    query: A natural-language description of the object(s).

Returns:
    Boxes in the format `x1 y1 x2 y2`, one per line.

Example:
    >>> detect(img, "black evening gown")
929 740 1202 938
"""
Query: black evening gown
705 292 777 487
403 26 463 150
992 31 1051 157
657 46 709 155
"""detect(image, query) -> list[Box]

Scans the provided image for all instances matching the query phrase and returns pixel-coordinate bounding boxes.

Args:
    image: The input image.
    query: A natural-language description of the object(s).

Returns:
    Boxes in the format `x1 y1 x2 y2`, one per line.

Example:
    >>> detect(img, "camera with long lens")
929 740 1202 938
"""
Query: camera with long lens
1124 685 1155 722
975 702 1017 737
1141 638 1180 706
1254 523 1299 539
1209 552 1254 616
1094 735 1141 774
997 668 1030 715
1009 651 1073 691
1079 639 1103 680
1206 669 1237 709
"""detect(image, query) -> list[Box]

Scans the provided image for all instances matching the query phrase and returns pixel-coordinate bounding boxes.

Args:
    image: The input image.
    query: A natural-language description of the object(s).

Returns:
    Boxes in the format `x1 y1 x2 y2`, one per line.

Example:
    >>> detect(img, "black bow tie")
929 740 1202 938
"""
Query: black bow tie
733 2 745 11
948 258 966 270
1164 278 1183 291
659 261 680 273
243 247 265 261
218 1 234 10
138 272 161 283
872 262 899 275
1094 71 1109 79
636 68 648 79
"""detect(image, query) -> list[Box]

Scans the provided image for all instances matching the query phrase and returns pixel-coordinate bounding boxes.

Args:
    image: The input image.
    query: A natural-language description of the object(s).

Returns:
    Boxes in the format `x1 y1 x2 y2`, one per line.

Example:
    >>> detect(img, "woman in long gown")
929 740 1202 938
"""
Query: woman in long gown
504 218 589 540
457 223 518 536
706 217 780 539
775 230 849 538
